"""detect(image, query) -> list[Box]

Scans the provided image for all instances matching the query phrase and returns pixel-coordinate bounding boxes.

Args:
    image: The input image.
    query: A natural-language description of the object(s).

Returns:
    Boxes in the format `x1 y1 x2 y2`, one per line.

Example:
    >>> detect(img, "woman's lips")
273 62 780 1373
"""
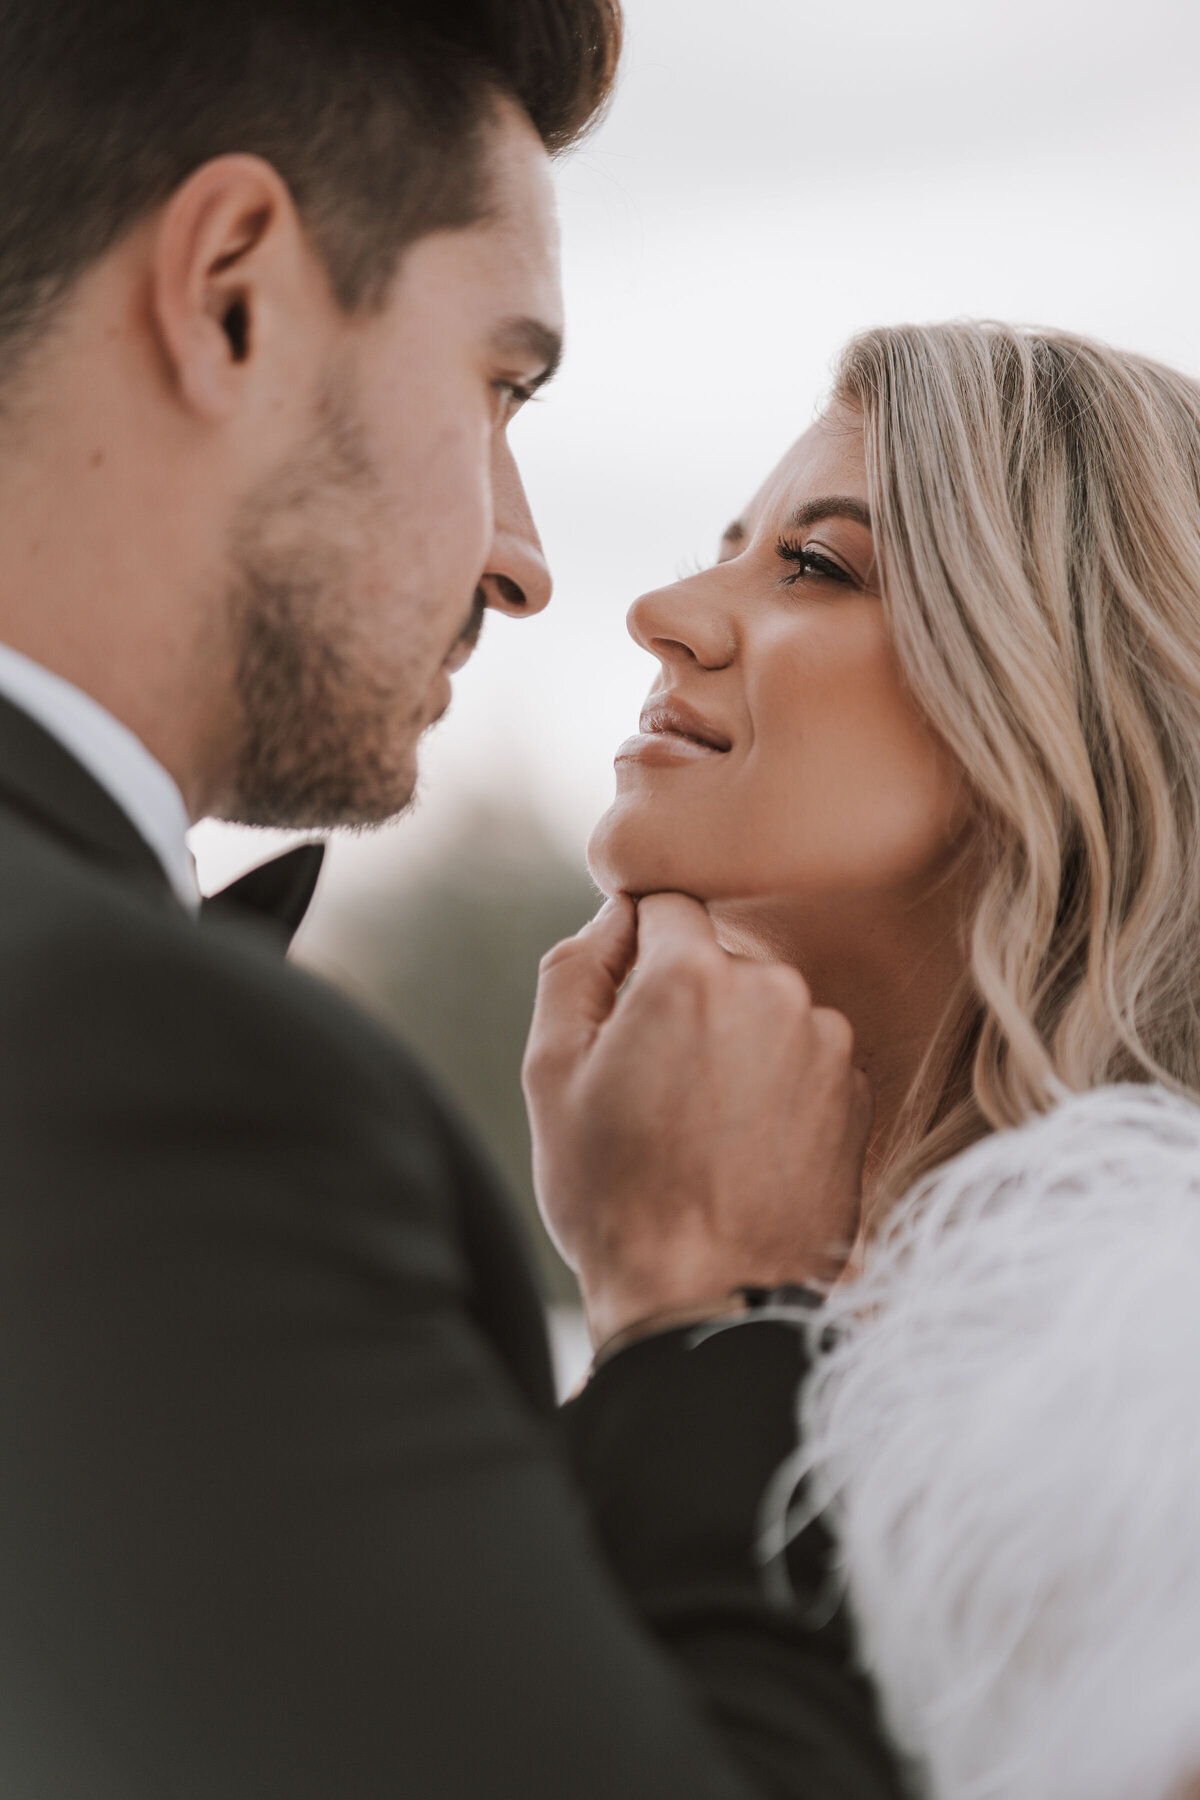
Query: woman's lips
615 696 733 767
615 731 727 765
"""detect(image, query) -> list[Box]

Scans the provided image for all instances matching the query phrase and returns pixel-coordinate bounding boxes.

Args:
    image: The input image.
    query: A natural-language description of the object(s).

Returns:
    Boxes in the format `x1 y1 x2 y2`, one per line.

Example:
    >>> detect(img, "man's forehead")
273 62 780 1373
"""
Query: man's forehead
388 221 561 356
480 99 561 249
473 160 563 339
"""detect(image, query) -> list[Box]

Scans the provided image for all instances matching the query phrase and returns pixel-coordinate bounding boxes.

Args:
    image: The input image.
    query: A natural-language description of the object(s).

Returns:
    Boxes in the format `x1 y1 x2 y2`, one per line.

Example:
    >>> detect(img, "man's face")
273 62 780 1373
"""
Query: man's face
221 101 563 829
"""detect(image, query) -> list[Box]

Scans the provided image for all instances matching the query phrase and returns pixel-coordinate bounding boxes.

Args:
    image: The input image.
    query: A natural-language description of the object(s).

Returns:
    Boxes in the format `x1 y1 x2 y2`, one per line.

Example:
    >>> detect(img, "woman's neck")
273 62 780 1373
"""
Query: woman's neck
709 876 973 1201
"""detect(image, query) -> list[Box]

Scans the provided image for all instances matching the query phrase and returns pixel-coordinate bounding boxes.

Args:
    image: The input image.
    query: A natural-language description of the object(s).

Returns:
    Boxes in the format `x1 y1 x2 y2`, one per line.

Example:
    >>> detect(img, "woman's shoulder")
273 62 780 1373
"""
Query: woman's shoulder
809 1078 1200 1472
905 1077 1200 1218
805 1080 1200 1800
841 1081 1200 1316
918 1077 1200 1200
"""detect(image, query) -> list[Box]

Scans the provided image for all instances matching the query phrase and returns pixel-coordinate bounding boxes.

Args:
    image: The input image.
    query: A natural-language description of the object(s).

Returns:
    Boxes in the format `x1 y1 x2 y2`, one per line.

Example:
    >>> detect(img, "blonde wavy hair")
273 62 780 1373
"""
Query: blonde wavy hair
834 322 1200 1203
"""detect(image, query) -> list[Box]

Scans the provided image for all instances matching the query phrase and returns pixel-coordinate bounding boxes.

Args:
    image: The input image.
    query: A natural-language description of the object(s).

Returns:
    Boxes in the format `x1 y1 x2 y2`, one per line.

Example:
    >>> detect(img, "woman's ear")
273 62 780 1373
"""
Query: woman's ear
148 152 317 421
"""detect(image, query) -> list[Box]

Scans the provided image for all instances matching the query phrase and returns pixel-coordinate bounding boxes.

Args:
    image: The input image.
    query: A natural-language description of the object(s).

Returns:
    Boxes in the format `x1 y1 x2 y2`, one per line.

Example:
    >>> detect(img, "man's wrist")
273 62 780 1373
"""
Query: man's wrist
588 1282 826 1370
590 1294 749 1367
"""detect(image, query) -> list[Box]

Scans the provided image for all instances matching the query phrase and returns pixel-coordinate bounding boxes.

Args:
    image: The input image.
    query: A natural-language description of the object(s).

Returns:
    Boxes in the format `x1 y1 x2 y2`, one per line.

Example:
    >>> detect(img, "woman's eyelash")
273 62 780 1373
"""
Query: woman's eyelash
775 541 854 586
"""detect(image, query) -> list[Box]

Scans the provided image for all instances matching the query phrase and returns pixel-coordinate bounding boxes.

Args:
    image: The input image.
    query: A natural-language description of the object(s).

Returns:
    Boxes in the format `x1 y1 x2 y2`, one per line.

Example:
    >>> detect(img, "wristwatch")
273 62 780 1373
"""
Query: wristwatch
734 1283 825 1312
591 1283 828 1371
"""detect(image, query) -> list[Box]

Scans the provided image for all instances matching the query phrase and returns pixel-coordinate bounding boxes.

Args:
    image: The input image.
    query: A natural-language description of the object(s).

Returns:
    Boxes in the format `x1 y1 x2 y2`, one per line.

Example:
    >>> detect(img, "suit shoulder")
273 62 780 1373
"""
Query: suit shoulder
0 816 442 1134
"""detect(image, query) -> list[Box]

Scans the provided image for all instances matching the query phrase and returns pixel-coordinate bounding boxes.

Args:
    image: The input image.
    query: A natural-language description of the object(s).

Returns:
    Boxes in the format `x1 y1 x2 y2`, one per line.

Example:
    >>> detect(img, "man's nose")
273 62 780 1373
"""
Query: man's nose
480 437 552 618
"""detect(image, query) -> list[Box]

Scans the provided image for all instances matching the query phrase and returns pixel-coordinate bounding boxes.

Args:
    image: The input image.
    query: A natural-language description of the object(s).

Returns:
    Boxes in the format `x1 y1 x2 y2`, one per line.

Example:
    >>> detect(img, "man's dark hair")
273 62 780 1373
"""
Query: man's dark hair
0 0 622 378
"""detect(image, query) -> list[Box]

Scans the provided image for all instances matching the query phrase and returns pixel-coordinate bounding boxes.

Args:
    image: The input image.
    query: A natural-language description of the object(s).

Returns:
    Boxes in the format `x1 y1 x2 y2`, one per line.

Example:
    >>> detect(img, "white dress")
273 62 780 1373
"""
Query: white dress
791 1083 1200 1800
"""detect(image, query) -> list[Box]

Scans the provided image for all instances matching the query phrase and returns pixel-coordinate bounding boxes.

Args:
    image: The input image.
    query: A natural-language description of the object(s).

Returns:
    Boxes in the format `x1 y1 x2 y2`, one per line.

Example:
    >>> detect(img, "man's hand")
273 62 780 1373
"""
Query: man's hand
522 893 873 1349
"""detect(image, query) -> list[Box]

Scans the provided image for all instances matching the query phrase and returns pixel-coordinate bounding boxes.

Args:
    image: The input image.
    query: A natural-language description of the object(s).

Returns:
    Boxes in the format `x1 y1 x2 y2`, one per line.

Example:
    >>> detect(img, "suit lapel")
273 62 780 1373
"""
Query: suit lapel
0 691 177 906
0 695 557 1402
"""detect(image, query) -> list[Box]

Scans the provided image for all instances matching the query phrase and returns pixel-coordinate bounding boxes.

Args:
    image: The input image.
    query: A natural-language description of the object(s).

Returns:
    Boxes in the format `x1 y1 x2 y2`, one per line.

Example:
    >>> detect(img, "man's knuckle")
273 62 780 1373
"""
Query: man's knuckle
521 1036 560 1086
537 939 577 977
761 963 810 1007
814 1007 855 1059
651 945 714 995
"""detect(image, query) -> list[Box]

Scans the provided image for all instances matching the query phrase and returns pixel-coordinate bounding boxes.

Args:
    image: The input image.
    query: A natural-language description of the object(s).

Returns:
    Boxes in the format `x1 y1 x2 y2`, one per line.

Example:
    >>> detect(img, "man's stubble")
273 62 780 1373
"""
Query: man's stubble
219 382 435 832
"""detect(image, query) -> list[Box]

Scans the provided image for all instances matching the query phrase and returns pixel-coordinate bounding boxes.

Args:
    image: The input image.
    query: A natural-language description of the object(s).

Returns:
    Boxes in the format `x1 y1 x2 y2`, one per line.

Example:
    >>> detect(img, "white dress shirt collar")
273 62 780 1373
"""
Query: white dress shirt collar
0 641 199 911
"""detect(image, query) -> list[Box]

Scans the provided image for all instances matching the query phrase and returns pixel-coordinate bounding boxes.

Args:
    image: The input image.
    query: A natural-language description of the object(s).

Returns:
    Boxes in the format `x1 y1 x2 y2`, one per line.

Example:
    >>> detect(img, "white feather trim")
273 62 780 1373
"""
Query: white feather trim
797 1083 1200 1800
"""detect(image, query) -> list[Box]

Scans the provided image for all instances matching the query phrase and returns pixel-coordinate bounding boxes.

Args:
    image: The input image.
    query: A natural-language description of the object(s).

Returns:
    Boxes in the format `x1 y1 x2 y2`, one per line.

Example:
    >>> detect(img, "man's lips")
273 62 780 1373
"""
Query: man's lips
443 588 488 675
615 695 733 766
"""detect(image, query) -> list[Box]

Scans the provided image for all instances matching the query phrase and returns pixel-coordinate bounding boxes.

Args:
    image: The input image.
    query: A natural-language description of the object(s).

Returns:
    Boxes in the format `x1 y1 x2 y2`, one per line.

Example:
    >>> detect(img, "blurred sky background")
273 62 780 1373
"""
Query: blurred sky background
186 0 1200 1378
193 0 1200 895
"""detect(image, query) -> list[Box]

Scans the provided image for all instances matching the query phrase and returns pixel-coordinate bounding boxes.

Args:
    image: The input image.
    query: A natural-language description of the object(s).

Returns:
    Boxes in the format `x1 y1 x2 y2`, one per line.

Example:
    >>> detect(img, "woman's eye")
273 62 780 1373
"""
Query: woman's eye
775 541 855 587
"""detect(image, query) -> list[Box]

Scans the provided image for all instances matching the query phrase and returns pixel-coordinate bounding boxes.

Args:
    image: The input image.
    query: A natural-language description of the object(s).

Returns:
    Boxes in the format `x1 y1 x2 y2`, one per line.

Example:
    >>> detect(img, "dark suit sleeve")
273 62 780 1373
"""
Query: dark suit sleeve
0 909 902 1800
562 1323 905 1799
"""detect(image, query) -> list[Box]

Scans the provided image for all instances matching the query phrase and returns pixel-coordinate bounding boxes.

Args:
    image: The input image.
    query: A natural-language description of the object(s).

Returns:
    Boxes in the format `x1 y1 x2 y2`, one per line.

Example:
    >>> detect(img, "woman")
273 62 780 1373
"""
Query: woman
584 321 1200 1797
590 320 1200 1209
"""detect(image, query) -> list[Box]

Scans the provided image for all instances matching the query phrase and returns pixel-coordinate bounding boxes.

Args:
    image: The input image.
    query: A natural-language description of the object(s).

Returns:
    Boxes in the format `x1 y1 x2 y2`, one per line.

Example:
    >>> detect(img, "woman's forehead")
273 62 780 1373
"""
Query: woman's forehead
722 406 868 550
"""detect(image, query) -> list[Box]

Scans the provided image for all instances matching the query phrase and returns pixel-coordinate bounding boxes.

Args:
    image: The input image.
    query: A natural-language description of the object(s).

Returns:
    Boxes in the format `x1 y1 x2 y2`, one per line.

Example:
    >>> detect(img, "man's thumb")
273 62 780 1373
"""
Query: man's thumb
524 896 637 1074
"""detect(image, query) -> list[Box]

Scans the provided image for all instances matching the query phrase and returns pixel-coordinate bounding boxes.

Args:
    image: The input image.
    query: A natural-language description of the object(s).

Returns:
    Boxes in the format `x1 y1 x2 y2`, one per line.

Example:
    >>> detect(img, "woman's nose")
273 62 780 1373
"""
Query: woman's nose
627 577 737 671
481 438 552 618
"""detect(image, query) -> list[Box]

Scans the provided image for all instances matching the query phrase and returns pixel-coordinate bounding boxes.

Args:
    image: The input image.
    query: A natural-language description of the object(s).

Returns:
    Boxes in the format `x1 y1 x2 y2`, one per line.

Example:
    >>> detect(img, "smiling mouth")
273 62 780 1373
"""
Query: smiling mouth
614 697 733 767
637 699 732 752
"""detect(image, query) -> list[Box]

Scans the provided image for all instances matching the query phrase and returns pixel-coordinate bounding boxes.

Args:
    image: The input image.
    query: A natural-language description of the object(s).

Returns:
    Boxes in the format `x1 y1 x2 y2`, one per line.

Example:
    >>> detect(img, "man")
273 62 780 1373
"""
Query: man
0 3 902 1795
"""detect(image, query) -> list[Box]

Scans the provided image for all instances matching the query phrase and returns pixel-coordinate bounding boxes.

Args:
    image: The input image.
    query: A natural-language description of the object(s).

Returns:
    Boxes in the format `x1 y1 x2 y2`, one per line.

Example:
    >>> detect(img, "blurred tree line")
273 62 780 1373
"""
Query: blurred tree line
297 801 598 1304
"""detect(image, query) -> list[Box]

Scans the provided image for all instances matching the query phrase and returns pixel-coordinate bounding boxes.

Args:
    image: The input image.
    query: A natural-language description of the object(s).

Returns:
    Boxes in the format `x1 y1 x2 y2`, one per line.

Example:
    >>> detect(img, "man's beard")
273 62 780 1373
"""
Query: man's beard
218 387 431 832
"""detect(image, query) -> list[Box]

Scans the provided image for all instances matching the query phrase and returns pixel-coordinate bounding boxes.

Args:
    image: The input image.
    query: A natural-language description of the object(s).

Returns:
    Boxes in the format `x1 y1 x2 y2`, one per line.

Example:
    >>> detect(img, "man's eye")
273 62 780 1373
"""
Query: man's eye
493 379 536 419
775 542 854 587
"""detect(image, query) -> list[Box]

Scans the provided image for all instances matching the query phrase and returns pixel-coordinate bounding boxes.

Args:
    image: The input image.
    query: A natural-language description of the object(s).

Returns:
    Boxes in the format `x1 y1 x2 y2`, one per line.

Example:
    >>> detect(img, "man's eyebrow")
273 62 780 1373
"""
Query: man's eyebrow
781 495 873 533
491 317 563 391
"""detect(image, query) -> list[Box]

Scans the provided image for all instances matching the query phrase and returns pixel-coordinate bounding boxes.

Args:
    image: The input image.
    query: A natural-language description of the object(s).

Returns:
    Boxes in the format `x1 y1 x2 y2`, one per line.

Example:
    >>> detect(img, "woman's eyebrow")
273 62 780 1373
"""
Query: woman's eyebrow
782 495 873 533
720 520 747 549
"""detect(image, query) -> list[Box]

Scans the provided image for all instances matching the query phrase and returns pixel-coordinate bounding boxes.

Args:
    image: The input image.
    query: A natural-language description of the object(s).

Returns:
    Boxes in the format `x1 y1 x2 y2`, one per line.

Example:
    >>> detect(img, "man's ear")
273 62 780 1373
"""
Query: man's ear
149 153 317 421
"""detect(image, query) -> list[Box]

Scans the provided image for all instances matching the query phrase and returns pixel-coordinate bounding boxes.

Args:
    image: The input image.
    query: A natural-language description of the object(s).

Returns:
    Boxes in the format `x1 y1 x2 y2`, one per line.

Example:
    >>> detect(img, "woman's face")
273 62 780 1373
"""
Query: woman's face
588 404 972 958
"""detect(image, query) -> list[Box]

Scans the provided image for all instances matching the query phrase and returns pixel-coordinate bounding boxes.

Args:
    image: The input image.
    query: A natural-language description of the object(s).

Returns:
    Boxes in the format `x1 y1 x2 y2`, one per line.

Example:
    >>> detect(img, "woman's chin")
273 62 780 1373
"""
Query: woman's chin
586 798 705 901
585 803 632 898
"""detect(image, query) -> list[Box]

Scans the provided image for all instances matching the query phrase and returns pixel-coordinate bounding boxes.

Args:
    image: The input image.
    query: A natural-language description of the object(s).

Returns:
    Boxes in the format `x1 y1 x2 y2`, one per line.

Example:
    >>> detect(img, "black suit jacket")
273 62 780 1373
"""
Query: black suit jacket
0 691 902 1799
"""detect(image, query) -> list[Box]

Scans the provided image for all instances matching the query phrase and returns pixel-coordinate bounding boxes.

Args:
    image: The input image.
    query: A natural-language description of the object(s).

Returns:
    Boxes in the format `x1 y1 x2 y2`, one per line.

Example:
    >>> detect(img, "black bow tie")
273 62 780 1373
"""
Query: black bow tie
200 841 326 950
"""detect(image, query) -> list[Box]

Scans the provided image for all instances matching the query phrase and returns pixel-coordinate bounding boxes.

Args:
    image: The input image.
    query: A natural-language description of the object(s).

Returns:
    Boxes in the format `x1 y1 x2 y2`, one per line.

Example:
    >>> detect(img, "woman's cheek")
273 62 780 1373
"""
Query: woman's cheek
746 646 963 898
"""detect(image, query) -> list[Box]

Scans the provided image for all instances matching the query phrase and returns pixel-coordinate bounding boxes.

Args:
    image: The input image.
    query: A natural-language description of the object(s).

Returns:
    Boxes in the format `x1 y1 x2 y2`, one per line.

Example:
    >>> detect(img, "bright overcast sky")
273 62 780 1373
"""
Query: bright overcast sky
191 0 1200 896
